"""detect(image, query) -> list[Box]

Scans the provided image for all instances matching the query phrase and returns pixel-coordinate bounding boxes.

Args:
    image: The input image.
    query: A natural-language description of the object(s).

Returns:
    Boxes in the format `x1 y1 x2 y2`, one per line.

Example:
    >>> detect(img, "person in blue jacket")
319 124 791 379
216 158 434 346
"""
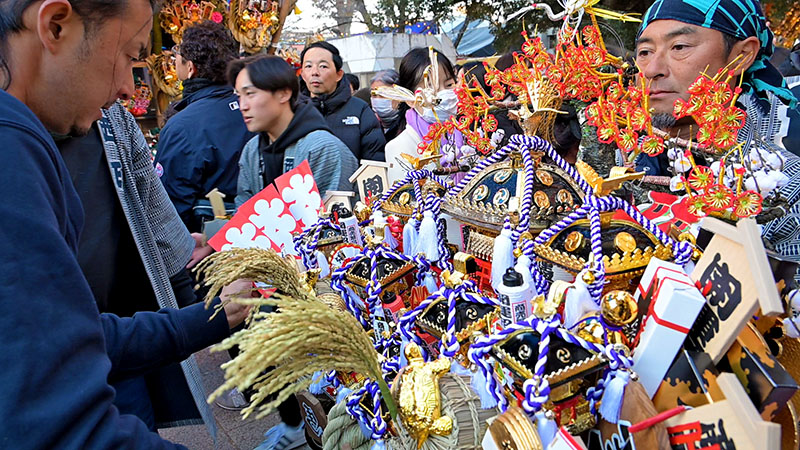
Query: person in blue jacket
155 20 253 232
0 0 250 448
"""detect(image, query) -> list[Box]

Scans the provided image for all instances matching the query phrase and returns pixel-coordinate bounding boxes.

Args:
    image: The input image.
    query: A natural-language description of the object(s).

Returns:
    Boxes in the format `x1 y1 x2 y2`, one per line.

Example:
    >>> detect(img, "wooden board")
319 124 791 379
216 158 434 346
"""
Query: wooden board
687 218 781 363
296 390 327 447
664 373 780 449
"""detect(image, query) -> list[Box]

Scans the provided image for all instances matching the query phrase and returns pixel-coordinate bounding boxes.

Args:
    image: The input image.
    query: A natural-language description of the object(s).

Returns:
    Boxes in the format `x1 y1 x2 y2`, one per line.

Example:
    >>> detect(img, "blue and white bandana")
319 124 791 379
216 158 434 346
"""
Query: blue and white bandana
638 0 797 108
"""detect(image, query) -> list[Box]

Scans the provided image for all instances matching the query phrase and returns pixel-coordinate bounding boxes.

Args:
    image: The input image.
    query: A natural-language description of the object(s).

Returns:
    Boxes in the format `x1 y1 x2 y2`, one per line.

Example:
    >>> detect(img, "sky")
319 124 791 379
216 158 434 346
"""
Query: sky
283 0 374 34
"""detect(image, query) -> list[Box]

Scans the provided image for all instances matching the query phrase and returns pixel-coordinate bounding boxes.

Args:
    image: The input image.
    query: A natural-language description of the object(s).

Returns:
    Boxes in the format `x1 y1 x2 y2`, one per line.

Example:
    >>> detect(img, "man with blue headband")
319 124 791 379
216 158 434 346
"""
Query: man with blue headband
634 0 800 263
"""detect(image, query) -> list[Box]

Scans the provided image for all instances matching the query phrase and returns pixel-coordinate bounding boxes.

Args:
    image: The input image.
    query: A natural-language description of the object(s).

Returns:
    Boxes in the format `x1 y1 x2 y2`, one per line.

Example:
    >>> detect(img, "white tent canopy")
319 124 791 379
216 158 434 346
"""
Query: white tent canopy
328 33 457 75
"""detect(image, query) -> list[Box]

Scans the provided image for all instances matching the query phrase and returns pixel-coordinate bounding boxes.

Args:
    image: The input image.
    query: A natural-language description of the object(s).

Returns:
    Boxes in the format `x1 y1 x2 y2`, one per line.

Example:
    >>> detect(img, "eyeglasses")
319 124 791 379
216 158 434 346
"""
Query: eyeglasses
171 44 181 56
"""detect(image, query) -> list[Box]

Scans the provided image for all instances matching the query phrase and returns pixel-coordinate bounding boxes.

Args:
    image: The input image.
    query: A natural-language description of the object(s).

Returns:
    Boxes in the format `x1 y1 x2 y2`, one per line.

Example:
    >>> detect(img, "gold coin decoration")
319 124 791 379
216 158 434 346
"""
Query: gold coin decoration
614 232 637 253
535 170 553 186
398 191 411 206
493 169 513 184
564 231 584 252
600 290 639 326
493 188 510 206
534 191 550 209
575 316 605 344
556 189 574 206
472 185 489 202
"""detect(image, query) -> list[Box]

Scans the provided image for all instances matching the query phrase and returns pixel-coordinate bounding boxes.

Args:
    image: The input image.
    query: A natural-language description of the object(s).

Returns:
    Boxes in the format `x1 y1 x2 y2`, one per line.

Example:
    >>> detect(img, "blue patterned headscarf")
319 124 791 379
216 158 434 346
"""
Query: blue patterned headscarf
638 0 797 108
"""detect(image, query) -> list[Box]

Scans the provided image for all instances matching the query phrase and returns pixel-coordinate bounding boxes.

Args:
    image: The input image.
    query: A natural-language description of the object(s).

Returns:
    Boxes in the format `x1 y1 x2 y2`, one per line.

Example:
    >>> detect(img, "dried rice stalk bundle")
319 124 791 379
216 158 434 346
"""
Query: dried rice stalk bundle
195 248 312 309
207 293 388 419
145 52 182 99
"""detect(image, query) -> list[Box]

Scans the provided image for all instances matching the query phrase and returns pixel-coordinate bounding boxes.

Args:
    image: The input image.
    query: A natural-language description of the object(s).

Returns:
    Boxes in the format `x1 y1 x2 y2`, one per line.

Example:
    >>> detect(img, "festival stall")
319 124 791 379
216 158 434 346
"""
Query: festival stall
191 2 800 449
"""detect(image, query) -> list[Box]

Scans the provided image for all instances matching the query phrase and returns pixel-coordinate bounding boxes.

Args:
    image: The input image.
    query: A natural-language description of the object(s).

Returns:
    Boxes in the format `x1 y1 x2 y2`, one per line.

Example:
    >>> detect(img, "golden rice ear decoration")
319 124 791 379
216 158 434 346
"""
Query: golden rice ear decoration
207 292 394 419
194 247 312 308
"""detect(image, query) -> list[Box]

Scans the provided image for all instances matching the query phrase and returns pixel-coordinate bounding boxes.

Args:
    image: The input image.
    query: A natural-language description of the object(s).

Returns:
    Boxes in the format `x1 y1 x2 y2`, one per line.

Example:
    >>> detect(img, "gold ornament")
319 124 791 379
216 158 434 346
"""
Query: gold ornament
557 188 574 206
564 231 584 252
574 316 605 344
534 191 551 209
354 202 372 222
440 270 466 289
614 231 637 253
397 342 453 447
600 290 638 326
487 406 544 450
536 169 554 186
533 294 559 318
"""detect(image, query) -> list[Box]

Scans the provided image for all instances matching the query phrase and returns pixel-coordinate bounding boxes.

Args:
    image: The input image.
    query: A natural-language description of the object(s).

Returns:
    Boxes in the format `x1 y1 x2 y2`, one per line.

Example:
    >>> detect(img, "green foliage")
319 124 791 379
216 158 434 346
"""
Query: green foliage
371 0 454 32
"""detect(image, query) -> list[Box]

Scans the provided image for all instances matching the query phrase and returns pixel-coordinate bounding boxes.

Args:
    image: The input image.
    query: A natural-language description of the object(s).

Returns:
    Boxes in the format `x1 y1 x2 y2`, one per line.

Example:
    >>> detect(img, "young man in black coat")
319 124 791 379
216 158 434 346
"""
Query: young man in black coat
300 41 386 162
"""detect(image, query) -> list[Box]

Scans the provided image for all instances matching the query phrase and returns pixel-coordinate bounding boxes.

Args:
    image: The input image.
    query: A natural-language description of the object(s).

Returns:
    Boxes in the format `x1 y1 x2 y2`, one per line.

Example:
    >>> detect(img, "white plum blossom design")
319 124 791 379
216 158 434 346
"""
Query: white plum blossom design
281 173 322 227
249 198 298 255
221 222 272 251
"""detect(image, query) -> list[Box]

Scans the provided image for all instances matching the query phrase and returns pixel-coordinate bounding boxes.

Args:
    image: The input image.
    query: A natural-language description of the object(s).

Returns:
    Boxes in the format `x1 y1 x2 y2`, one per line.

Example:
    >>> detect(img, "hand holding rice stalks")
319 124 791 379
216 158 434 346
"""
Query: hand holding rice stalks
197 248 397 420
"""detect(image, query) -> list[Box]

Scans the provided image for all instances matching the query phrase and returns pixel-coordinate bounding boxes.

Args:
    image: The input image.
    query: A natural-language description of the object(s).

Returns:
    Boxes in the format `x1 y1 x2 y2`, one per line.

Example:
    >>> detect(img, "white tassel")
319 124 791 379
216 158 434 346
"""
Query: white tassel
599 370 630 424
402 217 419 256
315 251 330 278
382 224 398 249
308 371 330 395
563 270 600 329
491 223 514 291
423 271 439 294
514 254 539 299
535 411 558 447
399 334 411 368
416 210 440 261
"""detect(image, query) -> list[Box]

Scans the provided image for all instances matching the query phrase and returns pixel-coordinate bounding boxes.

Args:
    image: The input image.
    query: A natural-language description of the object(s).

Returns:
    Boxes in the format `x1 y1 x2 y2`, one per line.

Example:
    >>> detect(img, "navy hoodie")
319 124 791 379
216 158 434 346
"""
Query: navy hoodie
0 89 229 448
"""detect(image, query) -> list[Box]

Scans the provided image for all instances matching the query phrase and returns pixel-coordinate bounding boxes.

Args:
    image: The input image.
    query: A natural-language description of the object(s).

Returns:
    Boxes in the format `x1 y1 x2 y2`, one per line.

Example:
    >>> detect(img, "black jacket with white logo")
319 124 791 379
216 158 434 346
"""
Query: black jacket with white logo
306 77 386 162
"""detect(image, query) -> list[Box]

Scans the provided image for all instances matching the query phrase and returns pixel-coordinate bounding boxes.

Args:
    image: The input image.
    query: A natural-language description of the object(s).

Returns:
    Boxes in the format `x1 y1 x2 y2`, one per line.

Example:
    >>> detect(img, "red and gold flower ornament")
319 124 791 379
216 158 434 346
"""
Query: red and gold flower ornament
672 68 746 153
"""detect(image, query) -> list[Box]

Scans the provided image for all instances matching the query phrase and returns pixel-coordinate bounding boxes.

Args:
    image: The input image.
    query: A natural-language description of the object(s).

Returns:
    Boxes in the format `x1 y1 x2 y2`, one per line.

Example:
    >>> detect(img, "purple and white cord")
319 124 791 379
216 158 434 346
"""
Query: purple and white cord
468 315 632 418
512 141 536 242
521 318 562 414
509 135 595 196
441 290 461 357
373 169 450 211
586 204 606 303
331 260 369 328
520 238 551 295
450 142 515 195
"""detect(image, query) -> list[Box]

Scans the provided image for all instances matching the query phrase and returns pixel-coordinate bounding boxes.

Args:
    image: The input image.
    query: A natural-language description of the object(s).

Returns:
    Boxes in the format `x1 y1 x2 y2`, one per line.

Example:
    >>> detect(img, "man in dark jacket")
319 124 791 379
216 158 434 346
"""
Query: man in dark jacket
300 41 386 162
0 0 251 448
57 102 226 433
156 21 253 232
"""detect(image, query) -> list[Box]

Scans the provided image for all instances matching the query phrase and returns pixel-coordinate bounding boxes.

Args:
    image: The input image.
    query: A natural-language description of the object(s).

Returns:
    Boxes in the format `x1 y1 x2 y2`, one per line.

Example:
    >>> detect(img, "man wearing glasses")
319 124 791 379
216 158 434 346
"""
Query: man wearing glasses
155 21 253 233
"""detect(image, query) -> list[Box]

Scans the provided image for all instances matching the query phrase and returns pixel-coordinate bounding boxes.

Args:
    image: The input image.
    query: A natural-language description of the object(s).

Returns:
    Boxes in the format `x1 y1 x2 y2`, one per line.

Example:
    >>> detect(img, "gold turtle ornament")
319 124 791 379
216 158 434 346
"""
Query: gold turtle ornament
397 342 453 448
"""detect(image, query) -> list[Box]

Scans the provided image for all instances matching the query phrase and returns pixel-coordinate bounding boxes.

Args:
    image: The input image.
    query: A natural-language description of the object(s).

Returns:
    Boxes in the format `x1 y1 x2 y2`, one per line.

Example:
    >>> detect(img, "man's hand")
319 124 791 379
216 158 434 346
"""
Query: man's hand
187 232 214 269
221 279 256 329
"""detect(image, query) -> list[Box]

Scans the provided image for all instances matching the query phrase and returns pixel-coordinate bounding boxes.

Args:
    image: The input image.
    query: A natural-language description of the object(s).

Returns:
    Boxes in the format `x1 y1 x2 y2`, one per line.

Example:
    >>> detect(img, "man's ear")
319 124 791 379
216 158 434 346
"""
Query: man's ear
728 36 761 75
36 0 81 55
277 87 293 104
336 69 344 82
186 60 196 79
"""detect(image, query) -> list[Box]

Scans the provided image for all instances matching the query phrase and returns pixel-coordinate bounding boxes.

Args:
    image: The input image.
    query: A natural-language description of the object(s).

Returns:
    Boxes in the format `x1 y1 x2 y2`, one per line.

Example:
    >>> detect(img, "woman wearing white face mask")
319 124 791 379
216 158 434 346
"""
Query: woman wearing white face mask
385 48 462 184
370 69 402 141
